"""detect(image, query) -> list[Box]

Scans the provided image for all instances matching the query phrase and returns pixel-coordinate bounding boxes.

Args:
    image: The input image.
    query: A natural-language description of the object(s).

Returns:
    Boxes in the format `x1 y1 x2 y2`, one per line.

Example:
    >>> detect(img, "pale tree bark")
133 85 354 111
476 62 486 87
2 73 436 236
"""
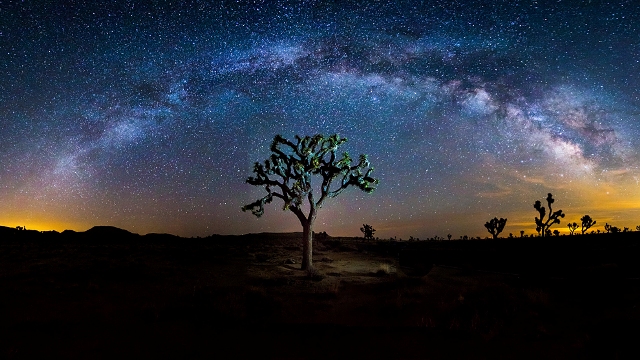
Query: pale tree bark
301 220 313 270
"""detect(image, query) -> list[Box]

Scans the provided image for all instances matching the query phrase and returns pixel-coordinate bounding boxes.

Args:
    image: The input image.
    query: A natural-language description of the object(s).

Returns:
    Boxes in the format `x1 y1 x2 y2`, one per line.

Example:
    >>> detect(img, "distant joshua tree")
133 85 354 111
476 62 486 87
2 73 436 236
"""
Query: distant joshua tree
243 134 378 270
534 193 565 238
447 234 452 240
484 217 507 239
604 223 620 234
520 230 524 238
360 224 376 240
580 215 596 235
567 222 579 235
553 229 560 236
636 225 640 232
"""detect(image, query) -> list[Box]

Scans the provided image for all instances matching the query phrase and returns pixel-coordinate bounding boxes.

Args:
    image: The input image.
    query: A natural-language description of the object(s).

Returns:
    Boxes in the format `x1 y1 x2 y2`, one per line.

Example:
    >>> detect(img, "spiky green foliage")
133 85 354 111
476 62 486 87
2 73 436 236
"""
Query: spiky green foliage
242 134 378 270
484 217 507 239
242 134 378 219
534 193 565 238
580 215 596 235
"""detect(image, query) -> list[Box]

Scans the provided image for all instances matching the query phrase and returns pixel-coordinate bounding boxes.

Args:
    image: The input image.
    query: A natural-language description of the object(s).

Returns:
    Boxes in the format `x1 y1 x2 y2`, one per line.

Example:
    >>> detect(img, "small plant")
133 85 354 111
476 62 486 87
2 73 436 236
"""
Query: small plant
567 222 579 235
376 263 391 276
604 223 620 233
580 215 596 234
306 267 324 281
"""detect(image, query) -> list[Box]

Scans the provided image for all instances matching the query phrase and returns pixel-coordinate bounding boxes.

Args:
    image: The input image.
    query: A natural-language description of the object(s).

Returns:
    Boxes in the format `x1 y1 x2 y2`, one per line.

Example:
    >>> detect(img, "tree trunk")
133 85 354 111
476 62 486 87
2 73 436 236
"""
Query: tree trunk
301 220 314 271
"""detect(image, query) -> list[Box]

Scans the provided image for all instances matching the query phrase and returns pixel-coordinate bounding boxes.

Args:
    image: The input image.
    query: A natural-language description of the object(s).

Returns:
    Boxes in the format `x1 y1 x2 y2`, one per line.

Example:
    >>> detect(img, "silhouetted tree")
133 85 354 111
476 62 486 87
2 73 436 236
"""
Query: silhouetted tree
484 217 507 239
567 222 579 235
604 223 620 233
360 224 376 240
553 229 560 236
243 134 378 270
447 234 452 240
520 230 524 238
534 193 565 238
636 225 640 232
580 215 596 235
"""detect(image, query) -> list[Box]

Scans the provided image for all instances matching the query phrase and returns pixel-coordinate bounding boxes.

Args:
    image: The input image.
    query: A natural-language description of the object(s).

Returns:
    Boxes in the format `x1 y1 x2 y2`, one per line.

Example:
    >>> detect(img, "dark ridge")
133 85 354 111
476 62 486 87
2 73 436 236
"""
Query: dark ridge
142 233 182 242
84 225 138 237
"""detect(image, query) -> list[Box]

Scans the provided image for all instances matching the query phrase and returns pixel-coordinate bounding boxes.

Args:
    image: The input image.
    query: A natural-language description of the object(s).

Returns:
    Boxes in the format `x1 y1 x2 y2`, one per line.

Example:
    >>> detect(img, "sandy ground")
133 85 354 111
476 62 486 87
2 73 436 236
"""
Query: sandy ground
1 235 639 358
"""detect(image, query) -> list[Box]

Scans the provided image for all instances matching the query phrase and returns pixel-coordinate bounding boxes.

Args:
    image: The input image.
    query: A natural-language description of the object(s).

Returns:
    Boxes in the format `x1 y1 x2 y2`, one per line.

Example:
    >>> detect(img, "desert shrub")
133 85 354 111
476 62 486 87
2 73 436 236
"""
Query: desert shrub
306 267 324 281
376 263 391 276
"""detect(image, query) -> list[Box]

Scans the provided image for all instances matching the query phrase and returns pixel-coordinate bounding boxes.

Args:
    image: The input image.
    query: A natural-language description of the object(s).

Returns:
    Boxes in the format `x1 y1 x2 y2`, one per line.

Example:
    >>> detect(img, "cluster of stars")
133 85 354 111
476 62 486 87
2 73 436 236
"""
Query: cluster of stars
0 1 639 237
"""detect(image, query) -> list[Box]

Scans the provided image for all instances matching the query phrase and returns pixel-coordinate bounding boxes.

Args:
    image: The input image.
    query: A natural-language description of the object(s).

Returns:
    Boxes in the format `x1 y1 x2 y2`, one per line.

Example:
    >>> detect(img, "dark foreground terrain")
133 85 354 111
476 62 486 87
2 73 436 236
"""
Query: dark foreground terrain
1 226 640 359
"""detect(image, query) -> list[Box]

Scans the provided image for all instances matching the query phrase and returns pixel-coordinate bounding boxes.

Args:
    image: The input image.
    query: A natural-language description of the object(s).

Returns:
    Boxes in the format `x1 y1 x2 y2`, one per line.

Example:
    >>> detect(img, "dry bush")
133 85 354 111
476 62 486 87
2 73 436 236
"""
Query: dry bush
376 263 391 276
306 267 324 281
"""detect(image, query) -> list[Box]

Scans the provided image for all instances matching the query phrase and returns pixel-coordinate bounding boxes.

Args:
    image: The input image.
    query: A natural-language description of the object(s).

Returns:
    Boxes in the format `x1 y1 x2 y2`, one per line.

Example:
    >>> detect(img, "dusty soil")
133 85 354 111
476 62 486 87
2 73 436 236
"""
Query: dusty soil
1 234 639 358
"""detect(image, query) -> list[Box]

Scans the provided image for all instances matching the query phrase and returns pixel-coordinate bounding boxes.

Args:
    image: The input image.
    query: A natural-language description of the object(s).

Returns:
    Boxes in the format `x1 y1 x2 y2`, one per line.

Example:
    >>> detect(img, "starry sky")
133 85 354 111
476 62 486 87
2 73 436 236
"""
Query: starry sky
1 0 639 238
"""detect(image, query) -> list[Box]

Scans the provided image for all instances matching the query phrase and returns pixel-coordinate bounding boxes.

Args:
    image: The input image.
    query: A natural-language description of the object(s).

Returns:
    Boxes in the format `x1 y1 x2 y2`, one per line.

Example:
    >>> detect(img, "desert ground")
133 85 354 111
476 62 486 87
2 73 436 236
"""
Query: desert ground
1 227 639 358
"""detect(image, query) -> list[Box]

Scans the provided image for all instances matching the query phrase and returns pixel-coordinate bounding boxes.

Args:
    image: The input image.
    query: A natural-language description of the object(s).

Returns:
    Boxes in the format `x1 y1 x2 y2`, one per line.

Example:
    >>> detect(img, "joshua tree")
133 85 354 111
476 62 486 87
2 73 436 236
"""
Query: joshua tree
580 215 596 235
534 193 565 238
243 134 378 270
636 225 640 232
567 222 579 235
553 229 560 236
484 217 507 239
520 230 524 238
604 223 620 233
360 224 376 240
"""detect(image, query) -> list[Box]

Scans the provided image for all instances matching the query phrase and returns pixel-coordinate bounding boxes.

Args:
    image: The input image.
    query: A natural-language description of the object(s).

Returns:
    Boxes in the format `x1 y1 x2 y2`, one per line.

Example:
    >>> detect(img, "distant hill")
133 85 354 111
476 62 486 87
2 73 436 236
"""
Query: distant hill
84 226 140 239
0 225 333 243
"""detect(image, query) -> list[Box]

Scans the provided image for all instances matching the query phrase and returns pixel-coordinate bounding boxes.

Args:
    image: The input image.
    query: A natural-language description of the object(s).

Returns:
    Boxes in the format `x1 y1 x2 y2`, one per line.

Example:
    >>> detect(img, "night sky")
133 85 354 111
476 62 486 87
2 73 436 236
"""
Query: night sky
1 0 639 238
